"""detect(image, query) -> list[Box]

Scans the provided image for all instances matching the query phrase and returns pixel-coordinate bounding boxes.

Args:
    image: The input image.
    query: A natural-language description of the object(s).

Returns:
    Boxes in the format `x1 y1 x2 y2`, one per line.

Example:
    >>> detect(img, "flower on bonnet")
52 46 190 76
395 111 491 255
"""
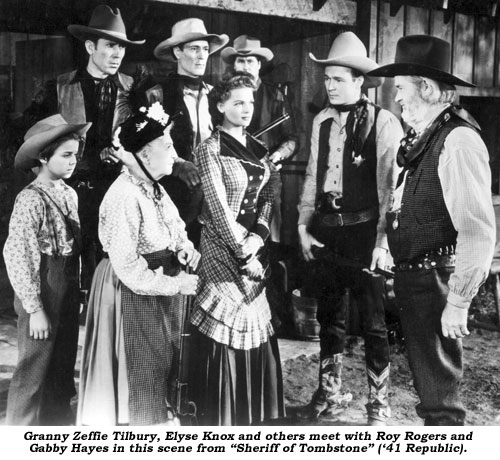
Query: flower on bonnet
119 102 171 154
139 102 170 126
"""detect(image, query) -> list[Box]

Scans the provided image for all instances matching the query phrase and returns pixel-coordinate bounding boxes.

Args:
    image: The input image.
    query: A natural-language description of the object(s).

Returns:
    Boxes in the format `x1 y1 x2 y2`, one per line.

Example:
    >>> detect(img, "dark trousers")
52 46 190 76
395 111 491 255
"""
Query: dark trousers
316 262 390 375
395 267 465 425
312 220 390 374
7 254 80 425
73 179 112 290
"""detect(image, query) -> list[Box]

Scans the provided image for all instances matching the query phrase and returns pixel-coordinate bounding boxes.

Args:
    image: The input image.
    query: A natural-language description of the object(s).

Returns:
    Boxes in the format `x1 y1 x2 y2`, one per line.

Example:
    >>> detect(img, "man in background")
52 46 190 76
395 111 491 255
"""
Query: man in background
145 18 229 244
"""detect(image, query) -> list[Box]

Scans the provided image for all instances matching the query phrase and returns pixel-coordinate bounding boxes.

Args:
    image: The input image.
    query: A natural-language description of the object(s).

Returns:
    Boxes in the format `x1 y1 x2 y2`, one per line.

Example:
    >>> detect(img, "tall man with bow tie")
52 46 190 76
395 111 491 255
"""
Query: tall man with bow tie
296 32 403 425
144 18 229 244
368 35 495 426
41 5 145 290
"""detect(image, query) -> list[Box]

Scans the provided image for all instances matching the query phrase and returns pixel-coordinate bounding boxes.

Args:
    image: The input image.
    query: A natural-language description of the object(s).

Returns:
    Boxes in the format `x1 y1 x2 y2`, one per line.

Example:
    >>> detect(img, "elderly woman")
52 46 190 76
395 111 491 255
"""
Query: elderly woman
189 72 285 426
78 102 199 426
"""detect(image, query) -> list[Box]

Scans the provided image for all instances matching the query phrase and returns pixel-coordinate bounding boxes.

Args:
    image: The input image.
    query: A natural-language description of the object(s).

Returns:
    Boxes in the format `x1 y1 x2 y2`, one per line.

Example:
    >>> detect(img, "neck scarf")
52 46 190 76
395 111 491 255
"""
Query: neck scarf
330 102 357 113
342 95 375 160
178 74 203 91
395 105 480 187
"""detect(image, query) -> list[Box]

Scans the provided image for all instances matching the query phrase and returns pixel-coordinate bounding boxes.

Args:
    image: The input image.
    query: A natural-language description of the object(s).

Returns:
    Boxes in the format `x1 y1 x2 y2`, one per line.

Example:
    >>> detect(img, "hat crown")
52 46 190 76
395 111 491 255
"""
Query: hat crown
86 5 126 35
327 32 368 61
395 35 451 72
25 114 68 141
233 35 262 53
171 18 209 41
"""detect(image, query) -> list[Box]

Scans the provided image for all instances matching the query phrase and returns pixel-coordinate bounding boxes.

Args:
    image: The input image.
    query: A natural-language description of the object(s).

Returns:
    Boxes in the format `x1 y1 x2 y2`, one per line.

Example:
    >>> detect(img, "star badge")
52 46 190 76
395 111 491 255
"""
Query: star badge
352 155 365 167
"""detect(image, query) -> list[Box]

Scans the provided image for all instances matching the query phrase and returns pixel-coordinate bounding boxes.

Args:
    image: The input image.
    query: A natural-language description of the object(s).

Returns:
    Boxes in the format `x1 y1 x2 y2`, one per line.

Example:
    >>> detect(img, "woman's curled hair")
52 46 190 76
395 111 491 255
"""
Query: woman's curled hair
209 71 257 125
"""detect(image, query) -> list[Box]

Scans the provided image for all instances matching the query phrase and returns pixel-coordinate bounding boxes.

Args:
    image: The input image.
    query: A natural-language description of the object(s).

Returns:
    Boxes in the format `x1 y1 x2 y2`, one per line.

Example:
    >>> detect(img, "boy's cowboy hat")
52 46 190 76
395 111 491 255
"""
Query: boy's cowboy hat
68 5 145 46
15 114 91 170
221 35 274 63
367 35 475 87
154 18 229 61
309 32 382 88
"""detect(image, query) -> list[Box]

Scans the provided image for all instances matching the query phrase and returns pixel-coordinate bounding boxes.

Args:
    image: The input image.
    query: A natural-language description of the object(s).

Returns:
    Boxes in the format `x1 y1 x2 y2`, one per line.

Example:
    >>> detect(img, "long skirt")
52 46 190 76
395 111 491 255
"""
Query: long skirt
77 253 185 425
189 328 285 426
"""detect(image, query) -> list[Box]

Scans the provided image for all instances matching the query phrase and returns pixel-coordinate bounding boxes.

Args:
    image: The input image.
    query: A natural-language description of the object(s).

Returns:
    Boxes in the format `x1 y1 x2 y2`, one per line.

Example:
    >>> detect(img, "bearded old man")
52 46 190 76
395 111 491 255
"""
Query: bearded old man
368 35 495 426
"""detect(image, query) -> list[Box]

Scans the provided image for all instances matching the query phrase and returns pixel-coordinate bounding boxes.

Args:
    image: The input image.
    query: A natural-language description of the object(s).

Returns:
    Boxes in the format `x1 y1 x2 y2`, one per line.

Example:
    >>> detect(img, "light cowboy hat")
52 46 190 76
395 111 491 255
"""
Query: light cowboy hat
309 31 382 88
367 35 475 87
221 35 274 63
154 18 229 61
68 5 145 46
15 114 91 171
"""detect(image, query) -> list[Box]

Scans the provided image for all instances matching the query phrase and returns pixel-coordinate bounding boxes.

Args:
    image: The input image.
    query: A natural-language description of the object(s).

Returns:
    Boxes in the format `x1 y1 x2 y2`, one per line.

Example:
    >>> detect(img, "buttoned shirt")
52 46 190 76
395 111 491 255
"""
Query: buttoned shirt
99 168 193 296
298 105 403 249
391 113 496 309
3 179 80 314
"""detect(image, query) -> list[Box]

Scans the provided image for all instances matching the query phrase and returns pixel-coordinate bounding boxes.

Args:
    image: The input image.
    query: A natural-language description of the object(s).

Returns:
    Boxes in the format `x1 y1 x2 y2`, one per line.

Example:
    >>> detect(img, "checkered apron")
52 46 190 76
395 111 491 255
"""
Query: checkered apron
120 249 185 425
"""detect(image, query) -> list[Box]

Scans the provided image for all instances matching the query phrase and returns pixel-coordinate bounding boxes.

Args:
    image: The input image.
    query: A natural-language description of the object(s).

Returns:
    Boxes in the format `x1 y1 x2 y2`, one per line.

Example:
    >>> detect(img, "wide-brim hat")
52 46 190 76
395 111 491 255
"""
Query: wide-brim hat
367 35 475 87
68 5 145 46
15 115 91 171
221 35 274 63
154 18 229 61
309 32 382 88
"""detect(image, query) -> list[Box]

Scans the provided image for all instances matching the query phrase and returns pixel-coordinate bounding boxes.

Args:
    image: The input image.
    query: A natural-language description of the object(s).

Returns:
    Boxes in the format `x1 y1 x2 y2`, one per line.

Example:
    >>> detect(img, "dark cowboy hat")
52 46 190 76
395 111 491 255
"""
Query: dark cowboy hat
15 114 91 170
154 18 229 61
309 32 382 89
68 5 145 46
221 35 274 63
367 35 475 87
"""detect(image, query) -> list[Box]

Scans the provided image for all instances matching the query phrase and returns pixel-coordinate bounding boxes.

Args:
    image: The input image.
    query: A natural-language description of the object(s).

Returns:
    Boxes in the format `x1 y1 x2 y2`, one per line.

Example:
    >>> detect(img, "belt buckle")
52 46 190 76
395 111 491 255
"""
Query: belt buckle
337 213 344 227
331 195 341 210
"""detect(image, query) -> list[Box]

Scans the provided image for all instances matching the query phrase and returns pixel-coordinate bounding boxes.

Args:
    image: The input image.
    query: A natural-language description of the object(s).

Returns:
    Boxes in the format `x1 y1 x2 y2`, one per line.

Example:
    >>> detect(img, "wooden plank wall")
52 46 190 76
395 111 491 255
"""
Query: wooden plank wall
370 0 500 193
151 0 357 25
15 37 73 112
371 1 500 99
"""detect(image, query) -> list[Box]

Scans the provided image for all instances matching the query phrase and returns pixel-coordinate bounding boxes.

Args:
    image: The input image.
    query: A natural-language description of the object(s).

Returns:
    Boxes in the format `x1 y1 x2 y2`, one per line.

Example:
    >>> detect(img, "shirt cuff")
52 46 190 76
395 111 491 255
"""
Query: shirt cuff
375 232 389 251
446 291 471 310
251 224 269 243
24 297 44 315
297 210 314 227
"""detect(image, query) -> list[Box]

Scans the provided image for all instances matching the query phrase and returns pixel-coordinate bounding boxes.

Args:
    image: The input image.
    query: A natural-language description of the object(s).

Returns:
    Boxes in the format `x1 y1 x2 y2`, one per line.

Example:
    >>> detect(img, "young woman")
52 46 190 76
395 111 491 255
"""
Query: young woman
4 114 90 425
77 102 199 426
189 72 285 425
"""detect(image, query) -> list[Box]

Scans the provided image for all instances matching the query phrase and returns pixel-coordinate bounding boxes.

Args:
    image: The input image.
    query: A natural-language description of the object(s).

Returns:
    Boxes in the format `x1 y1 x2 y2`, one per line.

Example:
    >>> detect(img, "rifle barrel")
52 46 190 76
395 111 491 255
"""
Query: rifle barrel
253 113 290 138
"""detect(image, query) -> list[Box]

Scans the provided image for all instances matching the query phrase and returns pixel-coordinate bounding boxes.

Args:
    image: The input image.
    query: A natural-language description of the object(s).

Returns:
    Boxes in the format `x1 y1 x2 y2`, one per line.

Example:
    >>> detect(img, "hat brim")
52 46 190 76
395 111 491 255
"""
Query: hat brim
309 53 383 88
68 25 145 46
154 33 230 61
221 47 274 63
367 62 475 88
15 123 91 171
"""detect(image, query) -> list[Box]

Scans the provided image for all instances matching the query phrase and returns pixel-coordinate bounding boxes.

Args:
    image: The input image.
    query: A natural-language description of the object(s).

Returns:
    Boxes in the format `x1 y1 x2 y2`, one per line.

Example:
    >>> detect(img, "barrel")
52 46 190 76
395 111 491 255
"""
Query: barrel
291 289 320 341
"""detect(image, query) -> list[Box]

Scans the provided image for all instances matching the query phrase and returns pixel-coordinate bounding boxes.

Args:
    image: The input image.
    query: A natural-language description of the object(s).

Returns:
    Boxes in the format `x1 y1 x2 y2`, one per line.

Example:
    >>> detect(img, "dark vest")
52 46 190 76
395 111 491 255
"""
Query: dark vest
144 76 210 225
386 116 471 263
316 105 380 213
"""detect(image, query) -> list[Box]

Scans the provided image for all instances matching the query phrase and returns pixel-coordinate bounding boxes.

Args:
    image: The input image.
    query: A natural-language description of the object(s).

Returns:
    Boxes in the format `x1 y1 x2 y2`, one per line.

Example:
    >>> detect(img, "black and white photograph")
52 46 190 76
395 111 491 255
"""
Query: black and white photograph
0 0 498 455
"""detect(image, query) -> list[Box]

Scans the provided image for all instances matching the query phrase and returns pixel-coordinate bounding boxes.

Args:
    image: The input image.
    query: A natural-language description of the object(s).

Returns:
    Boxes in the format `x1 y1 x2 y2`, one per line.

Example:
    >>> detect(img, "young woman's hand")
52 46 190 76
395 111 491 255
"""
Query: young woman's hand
236 234 263 260
29 310 51 340
241 257 266 281
177 248 201 271
177 271 199 295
